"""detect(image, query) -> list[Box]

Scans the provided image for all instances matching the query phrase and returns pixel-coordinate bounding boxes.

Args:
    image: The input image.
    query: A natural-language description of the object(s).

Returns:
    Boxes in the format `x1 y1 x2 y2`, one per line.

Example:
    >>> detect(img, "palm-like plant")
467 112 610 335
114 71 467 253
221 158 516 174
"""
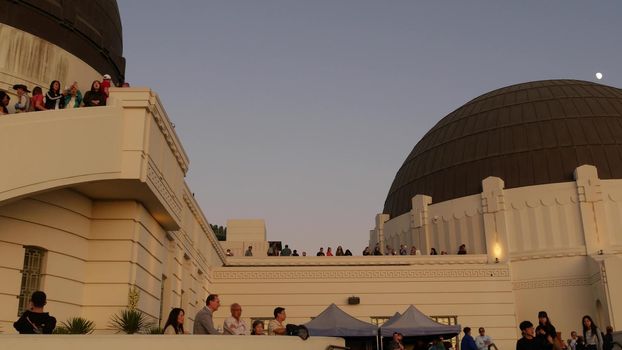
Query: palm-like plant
109 309 152 334
58 317 95 334
147 326 164 334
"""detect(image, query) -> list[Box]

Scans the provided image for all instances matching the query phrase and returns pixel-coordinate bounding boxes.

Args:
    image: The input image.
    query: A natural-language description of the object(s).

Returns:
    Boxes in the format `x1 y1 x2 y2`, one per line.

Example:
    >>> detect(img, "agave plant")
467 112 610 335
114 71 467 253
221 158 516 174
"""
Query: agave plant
147 326 164 334
109 309 153 334
58 317 95 334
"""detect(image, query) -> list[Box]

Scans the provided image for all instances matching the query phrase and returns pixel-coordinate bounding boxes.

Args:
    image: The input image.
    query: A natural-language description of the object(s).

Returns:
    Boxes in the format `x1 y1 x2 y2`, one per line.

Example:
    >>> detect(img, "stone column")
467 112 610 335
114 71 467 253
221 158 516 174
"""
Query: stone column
374 213 390 254
411 195 432 254
574 165 610 255
481 176 510 264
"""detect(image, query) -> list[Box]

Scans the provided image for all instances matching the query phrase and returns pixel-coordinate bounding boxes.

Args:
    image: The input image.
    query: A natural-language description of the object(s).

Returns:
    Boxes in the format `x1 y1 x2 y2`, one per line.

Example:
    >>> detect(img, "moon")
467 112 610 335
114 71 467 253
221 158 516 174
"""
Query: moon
596 72 603 80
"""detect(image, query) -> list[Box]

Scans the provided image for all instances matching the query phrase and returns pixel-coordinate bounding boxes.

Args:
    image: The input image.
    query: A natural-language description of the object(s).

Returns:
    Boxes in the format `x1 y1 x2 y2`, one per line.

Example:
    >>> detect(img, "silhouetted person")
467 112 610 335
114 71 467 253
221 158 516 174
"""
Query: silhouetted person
14 291 56 334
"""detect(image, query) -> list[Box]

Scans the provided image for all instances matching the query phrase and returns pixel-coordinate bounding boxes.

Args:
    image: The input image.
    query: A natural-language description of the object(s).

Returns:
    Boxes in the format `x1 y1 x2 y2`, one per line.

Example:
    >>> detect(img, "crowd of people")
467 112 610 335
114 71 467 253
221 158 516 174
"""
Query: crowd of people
515 311 615 350
0 74 128 115
230 242 470 258
13 292 617 350
231 243 355 257
187 294 289 336
13 291 290 336
363 243 469 256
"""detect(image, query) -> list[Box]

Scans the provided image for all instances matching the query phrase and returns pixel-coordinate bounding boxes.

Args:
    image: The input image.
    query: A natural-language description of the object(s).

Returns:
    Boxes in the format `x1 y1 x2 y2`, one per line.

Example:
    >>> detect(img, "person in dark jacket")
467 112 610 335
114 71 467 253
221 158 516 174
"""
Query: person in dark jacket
603 326 614 350
14 291 56 334
517 321 540 350
82 80 106 107
44 80 65 110
462 327 478 350
538 311 557 350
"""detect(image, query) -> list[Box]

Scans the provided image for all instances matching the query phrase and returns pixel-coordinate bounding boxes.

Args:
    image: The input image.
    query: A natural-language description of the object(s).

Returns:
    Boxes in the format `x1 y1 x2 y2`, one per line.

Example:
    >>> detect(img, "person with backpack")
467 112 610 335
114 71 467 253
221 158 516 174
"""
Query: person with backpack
14 291 56 334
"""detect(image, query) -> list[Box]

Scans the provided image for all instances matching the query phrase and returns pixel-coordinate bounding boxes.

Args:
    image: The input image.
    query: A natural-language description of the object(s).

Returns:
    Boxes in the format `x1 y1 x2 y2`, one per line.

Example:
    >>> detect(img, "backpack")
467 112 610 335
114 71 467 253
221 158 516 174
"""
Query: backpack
286 324 309 340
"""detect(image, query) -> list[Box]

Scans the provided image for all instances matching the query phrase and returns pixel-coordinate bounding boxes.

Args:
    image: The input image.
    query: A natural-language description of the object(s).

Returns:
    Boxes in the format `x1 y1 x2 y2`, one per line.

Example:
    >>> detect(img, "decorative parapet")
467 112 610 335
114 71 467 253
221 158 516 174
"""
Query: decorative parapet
182 190 227 264
512 272 601 290
214 263 508 281
224 254 489 267
146 160 182 220
111 88 190 175
509 247 587 261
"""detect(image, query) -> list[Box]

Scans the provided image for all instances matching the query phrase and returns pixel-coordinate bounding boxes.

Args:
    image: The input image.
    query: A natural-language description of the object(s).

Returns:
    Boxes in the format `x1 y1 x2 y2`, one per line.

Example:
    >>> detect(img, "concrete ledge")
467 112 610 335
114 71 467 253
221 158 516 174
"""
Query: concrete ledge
225 254 489 266
2 334 345 350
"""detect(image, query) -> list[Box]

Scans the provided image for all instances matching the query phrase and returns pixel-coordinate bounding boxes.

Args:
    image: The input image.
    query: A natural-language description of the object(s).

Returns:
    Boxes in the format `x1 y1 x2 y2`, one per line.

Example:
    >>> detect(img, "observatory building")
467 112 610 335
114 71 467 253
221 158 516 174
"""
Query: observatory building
1 1 621 349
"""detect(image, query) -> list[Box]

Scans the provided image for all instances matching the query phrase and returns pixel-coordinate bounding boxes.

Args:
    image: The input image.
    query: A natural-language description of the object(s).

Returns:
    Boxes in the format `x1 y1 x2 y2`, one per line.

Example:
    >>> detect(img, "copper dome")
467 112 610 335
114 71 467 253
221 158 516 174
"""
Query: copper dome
0 0 125 82
384 79 622 218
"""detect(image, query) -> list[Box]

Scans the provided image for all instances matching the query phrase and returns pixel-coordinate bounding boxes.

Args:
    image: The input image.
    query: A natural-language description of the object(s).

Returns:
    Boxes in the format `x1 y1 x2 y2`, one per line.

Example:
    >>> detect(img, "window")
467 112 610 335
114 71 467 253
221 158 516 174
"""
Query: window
18 247 45 316
370 316 392 326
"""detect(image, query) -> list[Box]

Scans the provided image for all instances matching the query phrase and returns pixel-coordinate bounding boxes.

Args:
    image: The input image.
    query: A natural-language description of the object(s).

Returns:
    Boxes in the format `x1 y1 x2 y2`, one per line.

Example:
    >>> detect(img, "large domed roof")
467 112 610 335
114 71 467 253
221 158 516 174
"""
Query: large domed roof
384 79 622 218
0 0 125 82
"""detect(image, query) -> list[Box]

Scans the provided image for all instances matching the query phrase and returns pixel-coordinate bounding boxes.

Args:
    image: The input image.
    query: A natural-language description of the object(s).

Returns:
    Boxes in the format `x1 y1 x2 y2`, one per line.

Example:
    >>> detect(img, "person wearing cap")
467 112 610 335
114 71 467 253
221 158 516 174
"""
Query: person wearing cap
517 321 539 350
101 74 112 98
13 84 31 113
0 90 9 115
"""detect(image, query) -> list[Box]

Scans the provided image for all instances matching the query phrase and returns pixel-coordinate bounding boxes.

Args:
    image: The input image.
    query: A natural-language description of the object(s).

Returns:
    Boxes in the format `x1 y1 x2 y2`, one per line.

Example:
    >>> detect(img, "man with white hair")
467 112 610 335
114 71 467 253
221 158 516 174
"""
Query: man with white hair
223 303 248 335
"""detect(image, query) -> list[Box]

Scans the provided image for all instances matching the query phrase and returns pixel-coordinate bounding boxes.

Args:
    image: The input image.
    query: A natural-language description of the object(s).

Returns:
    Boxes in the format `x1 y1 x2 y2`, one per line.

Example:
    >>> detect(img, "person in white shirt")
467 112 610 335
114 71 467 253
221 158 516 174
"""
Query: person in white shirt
223 303 249 335
268 307 286 335
475 327 493 350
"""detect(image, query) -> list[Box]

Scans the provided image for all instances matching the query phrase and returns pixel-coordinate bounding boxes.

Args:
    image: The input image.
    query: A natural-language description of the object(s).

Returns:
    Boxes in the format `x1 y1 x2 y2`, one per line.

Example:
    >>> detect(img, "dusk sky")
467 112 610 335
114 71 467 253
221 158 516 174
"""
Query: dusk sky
117 1 622 255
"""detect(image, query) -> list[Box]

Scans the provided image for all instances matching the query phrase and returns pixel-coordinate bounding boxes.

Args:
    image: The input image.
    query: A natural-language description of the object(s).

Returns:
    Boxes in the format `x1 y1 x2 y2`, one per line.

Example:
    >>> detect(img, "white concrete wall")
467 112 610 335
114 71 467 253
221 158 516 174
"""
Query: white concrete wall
2 335 345 350
213 257 517 350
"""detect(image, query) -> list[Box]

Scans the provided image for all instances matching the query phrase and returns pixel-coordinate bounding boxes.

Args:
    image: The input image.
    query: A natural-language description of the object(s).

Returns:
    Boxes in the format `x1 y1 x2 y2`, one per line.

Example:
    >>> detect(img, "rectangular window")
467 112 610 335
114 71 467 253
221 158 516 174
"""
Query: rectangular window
370 316 392 326
18 247 45 316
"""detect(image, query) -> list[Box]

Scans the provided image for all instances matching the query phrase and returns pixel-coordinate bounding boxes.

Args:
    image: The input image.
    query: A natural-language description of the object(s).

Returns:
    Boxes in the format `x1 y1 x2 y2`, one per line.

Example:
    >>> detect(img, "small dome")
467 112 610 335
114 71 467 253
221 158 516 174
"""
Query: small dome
384 79 622 218
0 0 125 82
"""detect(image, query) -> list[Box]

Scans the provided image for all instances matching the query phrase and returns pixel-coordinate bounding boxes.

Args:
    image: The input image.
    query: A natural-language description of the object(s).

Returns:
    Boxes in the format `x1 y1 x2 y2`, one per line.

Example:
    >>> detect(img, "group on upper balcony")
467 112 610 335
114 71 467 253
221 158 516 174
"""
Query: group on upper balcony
0 74 131 116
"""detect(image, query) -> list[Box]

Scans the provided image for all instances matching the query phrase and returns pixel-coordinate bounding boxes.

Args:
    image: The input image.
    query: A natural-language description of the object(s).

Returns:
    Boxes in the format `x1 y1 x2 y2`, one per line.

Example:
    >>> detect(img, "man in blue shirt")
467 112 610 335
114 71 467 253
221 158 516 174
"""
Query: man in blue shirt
461 327 478 350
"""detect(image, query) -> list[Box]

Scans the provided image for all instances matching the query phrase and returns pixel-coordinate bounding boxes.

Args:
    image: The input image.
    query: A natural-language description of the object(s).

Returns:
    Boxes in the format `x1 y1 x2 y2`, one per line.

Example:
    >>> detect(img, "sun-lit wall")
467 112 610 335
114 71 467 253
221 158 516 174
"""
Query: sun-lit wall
0 89 226 333
0 23 103 112
372 165 622 338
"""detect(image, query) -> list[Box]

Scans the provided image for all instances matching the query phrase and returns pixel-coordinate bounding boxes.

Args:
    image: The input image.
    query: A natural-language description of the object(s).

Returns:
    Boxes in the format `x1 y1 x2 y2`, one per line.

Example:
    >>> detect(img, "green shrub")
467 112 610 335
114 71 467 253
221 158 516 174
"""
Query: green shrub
59 317 95 334
109 309 153 334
